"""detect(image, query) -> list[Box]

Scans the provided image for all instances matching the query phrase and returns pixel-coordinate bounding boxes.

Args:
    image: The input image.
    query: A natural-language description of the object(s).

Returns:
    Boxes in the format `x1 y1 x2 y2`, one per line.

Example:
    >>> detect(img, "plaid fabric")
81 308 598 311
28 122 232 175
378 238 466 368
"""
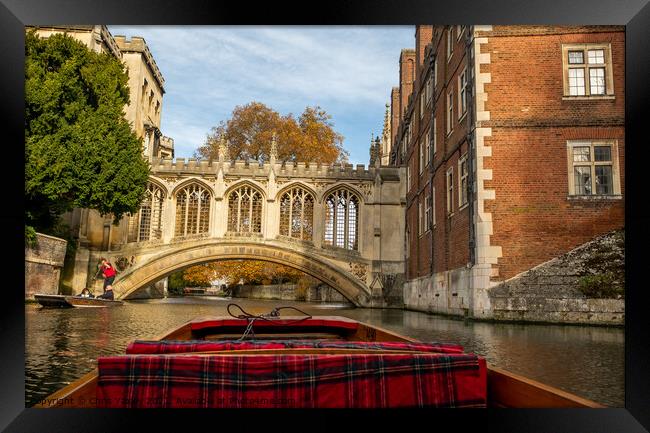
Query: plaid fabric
96 353 486 408
126 339 464 355
189 318 359 333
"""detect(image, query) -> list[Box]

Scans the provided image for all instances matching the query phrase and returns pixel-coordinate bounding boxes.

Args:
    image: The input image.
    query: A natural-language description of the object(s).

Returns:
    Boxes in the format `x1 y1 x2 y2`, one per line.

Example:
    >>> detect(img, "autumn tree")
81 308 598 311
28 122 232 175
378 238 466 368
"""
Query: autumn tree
194 102 348 164
25 30 149 233
181 263 218 286
182 260 306 286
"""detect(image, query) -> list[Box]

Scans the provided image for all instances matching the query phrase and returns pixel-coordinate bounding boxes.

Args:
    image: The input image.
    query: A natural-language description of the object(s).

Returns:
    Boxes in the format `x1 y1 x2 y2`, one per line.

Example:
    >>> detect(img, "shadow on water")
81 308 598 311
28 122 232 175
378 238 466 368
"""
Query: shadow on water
25 297 623 407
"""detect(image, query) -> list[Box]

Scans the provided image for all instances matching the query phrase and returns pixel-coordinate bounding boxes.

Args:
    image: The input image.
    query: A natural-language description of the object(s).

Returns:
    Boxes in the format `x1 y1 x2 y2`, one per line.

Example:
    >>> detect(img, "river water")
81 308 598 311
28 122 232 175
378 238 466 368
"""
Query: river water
25 297 624 407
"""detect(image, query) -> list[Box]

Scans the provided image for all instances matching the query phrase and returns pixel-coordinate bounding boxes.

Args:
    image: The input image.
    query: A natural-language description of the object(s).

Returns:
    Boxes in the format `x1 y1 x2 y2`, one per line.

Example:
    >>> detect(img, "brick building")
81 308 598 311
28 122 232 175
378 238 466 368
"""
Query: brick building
387 25 624 319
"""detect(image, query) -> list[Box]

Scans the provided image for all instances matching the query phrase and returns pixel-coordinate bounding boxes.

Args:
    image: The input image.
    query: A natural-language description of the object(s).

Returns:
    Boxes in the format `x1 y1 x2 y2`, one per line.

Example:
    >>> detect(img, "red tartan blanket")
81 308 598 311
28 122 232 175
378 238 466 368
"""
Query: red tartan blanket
96 353 487 408
126 339 464 355
189 317 359 333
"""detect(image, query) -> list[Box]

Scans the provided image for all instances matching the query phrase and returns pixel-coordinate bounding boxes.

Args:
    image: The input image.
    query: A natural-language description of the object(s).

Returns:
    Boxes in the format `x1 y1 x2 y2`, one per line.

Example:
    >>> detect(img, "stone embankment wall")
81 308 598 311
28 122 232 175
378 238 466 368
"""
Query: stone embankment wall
488 230 624 325
232 284 350 304
25 233 68 299
403 267 472 317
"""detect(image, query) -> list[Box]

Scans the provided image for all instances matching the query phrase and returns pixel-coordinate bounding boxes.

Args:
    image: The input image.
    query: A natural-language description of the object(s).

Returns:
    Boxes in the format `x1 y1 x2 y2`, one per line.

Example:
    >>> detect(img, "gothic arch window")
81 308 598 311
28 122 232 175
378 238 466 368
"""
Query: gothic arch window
128 182 165 242
279 186 314 241
323 188 360 250
174 183 211 237
227 184 263 234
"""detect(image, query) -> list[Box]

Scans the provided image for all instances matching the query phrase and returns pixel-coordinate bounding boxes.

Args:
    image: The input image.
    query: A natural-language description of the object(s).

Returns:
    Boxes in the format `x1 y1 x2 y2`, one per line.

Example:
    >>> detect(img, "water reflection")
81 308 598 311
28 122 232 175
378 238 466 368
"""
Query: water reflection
25 297 624 407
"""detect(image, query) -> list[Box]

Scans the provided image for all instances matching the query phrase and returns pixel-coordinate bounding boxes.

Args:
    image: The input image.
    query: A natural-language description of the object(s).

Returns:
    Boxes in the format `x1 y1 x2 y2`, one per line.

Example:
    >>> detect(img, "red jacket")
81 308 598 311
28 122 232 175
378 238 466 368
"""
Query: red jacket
103 264 116 278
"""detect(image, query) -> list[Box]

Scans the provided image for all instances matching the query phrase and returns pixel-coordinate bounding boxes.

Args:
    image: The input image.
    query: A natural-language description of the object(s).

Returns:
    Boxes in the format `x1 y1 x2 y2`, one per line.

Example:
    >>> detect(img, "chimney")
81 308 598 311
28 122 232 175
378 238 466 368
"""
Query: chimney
415 25 433 85
398 49 416 121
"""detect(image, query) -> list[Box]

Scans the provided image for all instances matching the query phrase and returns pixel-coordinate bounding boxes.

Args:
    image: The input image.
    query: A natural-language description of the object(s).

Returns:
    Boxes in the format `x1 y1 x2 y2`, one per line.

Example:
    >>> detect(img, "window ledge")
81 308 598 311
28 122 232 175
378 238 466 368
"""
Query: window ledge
567 194 622 201
458 203 469 211
458 112 468 123
321 243 361 255
562 95 615 101
276 235 315 247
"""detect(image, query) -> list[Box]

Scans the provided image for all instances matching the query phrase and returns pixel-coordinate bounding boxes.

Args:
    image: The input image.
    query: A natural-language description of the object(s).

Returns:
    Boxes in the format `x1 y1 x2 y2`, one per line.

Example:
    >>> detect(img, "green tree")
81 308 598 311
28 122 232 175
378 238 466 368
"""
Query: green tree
25 30 150 233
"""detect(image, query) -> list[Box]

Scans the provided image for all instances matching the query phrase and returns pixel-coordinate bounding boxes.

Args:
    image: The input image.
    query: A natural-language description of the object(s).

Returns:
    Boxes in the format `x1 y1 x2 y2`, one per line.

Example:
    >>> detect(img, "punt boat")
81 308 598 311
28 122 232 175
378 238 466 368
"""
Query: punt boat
34 294 124 308
35 304 604 408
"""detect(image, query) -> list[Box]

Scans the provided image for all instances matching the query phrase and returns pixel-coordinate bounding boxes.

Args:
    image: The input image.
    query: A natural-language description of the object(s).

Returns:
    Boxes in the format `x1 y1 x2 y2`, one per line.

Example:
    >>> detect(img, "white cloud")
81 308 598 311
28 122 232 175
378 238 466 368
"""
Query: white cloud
109 26 413 164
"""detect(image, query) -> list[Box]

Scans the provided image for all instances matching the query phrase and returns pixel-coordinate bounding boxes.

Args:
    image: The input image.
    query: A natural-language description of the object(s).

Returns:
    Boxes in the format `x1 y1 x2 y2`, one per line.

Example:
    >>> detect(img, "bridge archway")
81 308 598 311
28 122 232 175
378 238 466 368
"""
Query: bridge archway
112 240 372 307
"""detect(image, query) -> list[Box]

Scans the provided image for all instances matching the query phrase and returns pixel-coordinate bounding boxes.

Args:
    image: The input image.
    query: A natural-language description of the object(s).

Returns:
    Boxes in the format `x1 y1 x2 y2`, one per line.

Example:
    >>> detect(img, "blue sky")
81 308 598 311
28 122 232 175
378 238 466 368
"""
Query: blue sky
108 26 414 165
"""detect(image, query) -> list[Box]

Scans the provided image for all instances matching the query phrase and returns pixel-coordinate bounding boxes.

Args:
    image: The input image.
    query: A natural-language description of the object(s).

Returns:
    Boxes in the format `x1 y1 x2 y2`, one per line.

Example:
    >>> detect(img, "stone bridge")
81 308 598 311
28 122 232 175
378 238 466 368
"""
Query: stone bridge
67 151 406 307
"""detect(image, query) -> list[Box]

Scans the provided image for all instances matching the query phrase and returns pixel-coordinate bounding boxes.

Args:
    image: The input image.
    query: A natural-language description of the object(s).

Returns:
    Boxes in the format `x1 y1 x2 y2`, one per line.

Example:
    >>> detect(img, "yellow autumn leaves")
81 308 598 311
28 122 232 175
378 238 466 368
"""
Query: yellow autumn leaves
182 260 309 286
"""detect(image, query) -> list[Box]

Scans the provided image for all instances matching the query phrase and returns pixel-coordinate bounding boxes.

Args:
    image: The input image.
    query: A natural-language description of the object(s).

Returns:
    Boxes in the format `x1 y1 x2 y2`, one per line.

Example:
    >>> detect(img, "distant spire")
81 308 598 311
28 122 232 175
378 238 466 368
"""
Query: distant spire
383 103 390 129
369 132 380 166
381 102 392 164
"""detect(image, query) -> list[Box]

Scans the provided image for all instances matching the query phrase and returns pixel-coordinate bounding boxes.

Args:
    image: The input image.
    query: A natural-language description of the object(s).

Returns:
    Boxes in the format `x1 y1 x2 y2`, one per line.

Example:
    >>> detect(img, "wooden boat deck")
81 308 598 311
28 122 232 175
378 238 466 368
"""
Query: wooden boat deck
34 314 605 408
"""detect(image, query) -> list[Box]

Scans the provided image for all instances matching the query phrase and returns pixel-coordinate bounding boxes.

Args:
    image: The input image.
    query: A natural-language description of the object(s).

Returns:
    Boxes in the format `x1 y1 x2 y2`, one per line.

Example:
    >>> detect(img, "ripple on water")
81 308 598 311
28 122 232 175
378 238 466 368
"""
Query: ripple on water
25 298 624 407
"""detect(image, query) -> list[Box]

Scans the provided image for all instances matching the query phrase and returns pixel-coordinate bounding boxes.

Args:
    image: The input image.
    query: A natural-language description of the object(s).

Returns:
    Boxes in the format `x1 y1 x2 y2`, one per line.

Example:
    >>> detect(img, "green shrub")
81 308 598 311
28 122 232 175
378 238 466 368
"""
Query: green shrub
25 225 38 248
578 272 624 299
576 230 624 299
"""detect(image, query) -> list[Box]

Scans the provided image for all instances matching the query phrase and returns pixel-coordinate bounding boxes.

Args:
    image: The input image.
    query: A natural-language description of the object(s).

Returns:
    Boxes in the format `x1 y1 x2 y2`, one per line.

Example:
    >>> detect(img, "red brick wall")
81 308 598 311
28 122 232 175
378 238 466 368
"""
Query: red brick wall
481 26 625 280
430 26 472 275
403 26 473 282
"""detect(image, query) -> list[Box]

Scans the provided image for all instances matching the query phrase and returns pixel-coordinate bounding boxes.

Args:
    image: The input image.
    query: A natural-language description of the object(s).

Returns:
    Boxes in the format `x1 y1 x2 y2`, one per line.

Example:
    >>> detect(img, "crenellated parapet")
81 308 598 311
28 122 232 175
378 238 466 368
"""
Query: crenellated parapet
150 157 389 179
148 157 403 205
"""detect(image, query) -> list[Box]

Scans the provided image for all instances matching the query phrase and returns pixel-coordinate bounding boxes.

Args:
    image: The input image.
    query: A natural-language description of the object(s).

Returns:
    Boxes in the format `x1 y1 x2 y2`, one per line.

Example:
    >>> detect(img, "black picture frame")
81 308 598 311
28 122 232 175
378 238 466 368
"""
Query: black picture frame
3 0 649 431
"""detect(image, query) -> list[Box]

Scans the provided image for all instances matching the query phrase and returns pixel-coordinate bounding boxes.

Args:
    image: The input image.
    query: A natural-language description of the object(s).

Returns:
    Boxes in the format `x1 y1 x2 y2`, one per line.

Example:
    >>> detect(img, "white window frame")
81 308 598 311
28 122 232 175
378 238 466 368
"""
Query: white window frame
447 27 453 61
434 59 438 86
458 67 468 119
446 167 454 215
424 193 431 232
406 121 413 146
420 91 426 119
458 154 468 208
425 133 431 166
432 186 436 227
433 118 437 155
446 90 454 135
419 140 424 174
561 43 614 99
566 140 621 197
426 74 433 105
418 200 423 236
407 163 411 192
457 25 464 40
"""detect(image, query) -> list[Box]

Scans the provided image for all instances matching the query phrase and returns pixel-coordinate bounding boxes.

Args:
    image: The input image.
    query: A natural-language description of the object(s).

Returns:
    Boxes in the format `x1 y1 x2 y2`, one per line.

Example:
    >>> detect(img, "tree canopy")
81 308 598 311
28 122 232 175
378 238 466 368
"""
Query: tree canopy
25 30 150 232
183 260 306 286
194 102 349 164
